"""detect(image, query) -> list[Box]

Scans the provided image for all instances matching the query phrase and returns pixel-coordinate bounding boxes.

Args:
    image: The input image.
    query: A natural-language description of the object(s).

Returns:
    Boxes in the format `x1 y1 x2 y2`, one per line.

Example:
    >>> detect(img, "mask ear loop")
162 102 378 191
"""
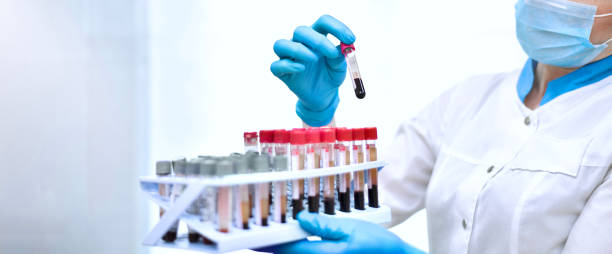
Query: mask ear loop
594 13 612 44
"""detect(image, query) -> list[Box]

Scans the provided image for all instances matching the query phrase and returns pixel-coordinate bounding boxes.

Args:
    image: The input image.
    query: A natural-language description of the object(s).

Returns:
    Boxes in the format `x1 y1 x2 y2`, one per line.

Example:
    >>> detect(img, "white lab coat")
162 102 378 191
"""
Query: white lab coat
380 69 612 254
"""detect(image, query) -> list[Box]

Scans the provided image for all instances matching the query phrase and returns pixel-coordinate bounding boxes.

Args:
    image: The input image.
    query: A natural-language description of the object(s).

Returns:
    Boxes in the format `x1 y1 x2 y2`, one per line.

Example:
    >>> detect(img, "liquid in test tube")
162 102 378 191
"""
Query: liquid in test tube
215 159 234 233
186 160 202 242
199 159 217 245
306 128 322 213
340 43 366 99
253 154 271 226
351 128 366 210
335 128 352 212
290 129 306 219
244 132 259 153
155 161 176 242
232 155 250 230
320 128 336 215
273 155 289 223
365 127 379 208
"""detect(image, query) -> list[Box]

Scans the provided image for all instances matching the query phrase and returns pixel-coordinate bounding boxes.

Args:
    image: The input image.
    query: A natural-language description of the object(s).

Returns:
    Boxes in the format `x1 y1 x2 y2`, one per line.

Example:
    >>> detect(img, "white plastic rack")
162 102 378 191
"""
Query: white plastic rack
140 160 390 253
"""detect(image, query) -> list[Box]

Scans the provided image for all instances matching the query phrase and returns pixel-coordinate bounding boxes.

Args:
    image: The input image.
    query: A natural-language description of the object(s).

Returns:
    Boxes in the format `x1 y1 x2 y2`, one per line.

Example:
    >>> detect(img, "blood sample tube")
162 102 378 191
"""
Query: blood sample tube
259 130 275 212
351 128 366 210
199 159 217 245
340 43 366 99
232 155 250 230
290 129 306 219
185 160 202 242
215 159 234 233
320 128 336 215
156 161 177 242
245 151 258 218
305 128 322 213
167 158 186 241
253 154 271 226
365 127 379 208
272 155 289 223
244 132 259 153
335 128 352 212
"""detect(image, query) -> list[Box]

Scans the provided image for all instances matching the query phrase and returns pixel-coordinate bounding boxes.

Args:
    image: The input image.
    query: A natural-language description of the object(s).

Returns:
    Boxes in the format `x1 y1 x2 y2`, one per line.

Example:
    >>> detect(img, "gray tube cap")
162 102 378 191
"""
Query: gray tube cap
273 155 288 172
216 159 235 176
232 156 249 174
200 159 217 176
253 154 271 173
186 159 201 176
156 161 172 175
172 158 187 175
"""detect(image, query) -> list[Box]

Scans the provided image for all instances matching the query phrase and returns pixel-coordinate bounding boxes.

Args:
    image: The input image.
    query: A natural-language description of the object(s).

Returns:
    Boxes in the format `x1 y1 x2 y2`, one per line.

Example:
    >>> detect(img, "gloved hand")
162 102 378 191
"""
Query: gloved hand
256 211 427 254
270 15 355 127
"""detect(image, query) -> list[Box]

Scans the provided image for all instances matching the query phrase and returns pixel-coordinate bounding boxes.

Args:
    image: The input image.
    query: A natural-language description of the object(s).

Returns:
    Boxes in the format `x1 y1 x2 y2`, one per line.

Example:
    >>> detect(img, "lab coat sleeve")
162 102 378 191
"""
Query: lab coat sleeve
379 89 451 227
561 166 612 254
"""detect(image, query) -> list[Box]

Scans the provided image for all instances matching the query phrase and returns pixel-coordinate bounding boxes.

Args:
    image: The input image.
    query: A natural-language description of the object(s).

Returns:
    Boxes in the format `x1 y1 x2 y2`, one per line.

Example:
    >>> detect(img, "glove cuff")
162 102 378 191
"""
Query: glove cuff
296 93 339 127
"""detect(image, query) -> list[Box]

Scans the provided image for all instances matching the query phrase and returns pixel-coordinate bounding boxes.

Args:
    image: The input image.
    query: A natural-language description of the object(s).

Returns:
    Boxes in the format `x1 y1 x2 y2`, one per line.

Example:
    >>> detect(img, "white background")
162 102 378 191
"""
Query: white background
0 0 524 253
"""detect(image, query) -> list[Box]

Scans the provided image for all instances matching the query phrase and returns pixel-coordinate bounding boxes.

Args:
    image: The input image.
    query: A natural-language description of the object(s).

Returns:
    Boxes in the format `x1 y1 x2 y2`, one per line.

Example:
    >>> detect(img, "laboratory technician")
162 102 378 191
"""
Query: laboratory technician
264 0 612 253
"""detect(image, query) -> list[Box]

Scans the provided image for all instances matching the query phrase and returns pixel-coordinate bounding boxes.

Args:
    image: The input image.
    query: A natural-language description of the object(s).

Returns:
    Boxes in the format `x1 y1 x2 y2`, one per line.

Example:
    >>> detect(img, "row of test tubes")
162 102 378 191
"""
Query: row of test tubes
153 127 378 246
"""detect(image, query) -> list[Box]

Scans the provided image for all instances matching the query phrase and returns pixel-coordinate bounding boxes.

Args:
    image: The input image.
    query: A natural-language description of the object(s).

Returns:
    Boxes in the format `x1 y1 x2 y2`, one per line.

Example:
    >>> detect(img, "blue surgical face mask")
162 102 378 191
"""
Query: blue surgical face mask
515 0 612 68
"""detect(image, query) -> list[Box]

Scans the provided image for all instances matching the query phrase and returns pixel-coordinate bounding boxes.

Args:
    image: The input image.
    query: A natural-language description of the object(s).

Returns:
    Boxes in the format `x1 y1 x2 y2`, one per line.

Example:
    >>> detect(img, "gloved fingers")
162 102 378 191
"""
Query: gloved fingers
312 15 356 45
297 211 351 241
270 59 305 78
292 25 340 59
273 39 318 63
255 238 348 254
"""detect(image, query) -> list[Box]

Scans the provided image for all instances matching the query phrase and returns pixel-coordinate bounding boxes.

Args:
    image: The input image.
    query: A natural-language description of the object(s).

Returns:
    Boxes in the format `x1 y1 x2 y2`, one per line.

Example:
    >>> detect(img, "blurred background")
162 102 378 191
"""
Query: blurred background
0 0 524 253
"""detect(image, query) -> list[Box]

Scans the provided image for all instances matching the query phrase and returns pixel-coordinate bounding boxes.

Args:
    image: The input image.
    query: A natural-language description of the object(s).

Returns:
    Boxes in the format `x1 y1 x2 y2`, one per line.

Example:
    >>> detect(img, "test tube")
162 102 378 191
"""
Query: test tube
244 132 259 153
340 43 366 99
156 161 177 242
336 128 352 212
352 128 366 210
290 129 306 219
185 160 202 242
216 159 234 233
231 155 250 230
305 128 322 213
320 128 336 215
245 151 258 219
273 155 289 223
365 127 379 208
259 130 275 213
199 159 217 245
168 158 186 240
253 154 271 226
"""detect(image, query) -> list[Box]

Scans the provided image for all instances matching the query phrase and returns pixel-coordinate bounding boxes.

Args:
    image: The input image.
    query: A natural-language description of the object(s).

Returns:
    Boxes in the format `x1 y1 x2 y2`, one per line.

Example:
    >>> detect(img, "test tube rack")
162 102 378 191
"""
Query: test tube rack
140 160 390 253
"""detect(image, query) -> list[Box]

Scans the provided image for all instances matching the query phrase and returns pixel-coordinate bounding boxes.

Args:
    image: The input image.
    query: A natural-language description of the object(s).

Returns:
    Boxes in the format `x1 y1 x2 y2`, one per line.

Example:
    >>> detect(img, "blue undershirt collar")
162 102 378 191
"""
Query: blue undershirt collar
517 55 612 106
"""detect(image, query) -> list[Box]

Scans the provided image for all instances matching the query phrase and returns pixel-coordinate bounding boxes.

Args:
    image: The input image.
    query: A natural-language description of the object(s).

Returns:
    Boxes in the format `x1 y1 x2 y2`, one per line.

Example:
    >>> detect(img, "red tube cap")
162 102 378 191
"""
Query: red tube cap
290 129 306 145
244 132 258 139
306 128 321 144
259 130 274 143
336 127 352 142
273 129 289 144
320 128 336 143
352 128 365 141
365 127 378 140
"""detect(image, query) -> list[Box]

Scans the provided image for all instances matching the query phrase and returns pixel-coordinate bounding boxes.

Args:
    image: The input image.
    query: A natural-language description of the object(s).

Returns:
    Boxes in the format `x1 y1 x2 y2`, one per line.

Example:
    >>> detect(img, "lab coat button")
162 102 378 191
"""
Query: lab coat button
462 219 467 229
524 116 531 126
487 165 494 173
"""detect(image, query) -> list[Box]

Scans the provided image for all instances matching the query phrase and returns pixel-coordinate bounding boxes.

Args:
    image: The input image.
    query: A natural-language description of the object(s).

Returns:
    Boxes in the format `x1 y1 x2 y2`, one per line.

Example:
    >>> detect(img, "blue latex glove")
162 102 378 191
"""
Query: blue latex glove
270 15 355 127
256 211 427 254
